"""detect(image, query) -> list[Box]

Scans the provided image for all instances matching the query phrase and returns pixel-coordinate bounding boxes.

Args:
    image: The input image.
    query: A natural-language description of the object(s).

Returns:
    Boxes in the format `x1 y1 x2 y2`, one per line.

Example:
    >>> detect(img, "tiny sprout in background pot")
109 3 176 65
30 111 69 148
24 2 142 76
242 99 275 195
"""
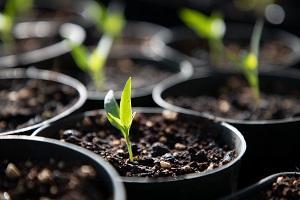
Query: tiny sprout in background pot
179 8 226 63
0 0 33 49
68 1 125 90
179 7 264 104
104 77 135 161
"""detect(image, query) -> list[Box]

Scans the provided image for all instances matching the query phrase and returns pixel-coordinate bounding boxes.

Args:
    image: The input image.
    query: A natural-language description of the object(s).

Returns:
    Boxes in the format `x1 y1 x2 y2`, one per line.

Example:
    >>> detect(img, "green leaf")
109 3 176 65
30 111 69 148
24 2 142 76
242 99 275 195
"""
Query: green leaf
88 49 105 73
69 42 89 72
104 90 120 118
86 1 105 31
179 8 225 40
107 113 124 135
120 77 133 128
102 12 125 37
243 52 258 71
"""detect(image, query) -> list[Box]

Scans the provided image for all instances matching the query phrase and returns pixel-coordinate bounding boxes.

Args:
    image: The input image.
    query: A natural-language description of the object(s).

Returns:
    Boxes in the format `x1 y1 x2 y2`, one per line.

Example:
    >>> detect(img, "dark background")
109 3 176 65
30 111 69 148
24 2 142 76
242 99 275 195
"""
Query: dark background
104 0 300 36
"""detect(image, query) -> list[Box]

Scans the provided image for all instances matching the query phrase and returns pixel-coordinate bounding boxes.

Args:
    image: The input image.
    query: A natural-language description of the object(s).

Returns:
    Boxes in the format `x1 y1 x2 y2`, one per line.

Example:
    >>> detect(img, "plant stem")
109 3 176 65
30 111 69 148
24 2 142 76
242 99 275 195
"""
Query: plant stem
250 18 264 58
124 129 133 161
92 34 114 90
209 37 225 65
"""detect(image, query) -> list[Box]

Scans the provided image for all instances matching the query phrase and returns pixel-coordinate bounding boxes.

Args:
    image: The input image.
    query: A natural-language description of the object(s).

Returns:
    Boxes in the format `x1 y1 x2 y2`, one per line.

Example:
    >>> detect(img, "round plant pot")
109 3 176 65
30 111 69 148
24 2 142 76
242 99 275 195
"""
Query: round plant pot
51 51 193 110
151 23 300 71
0 135 125 200
153 69 300 186
0 68 87 135
33 108 246 200
0 20 85 68
223 172 300 200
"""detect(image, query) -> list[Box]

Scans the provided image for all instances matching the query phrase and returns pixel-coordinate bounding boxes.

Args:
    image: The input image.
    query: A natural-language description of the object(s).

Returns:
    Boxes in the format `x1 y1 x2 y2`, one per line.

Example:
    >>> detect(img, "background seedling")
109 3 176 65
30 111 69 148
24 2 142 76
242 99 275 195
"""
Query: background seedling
179 8 226 64
68 1 125 89
104 77 135 161
0 0 33 50
179 8 265 103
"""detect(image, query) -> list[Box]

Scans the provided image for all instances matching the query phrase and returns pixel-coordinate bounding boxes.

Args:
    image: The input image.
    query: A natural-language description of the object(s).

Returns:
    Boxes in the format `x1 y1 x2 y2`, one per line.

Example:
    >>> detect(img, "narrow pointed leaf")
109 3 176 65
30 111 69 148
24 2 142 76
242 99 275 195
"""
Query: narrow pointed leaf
89 49 105 73
120 77 132 128
69 42 89 71
107 113 123 132
104 90 120 118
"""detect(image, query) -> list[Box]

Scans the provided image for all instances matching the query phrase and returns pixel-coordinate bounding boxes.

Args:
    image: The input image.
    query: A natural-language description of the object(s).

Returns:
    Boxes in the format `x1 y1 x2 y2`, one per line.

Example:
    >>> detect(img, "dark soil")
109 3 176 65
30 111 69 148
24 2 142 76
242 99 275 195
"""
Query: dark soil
261 176 300 200
0 79 78 132
56 111 236 177
166 77 300 121
52 58 173 93
170 39 292 68
0 159 107 200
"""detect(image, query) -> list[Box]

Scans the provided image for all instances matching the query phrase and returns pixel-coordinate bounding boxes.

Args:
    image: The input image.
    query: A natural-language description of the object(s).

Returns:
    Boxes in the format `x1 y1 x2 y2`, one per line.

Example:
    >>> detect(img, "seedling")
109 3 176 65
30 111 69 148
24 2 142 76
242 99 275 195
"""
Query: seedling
236 18 264 103
68 1 125 89
179 8 226 64
0 0 32 48
179 8 264 103
104 77 135 161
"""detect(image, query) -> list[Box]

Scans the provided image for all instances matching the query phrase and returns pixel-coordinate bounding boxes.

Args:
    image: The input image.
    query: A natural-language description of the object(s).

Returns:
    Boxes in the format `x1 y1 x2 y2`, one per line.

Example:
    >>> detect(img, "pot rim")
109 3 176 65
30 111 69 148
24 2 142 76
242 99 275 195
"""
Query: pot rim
0 135 126 200
223 172 300 200
153 69 300 125
0 20 85 68
0 67 87 135
33 107 247 184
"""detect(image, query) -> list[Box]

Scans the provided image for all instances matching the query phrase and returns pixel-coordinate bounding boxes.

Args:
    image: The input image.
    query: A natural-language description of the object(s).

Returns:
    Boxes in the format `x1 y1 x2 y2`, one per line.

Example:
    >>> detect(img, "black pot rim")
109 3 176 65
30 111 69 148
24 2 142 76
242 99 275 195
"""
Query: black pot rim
153 69 300 125
33 107 246 184
0 135 126 200
223 172 300 200
0 20 85 68
0 67 87 135
87 52 194 100
151 23 300 70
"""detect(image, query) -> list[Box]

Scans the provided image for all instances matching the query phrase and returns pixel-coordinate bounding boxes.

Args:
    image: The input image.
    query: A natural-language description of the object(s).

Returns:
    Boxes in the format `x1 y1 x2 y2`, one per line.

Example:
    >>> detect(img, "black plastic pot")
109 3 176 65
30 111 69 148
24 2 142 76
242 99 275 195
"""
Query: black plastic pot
0 20 85 68
0 68 87 135
153 69 300 187
223 172 300 200
71 52 193 110
32 0 171 53
151 23 300 71
0 135 125 200
33 107 246 200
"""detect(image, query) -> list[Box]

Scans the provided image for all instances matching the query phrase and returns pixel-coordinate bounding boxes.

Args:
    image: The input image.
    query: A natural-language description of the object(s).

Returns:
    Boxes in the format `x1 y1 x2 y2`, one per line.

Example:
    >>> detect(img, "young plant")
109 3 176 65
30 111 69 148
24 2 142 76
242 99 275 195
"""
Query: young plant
179 7 264 103
68 1 125 89
104 77 135 161
236 18 264 103
179 8 226 64
0 0 32 46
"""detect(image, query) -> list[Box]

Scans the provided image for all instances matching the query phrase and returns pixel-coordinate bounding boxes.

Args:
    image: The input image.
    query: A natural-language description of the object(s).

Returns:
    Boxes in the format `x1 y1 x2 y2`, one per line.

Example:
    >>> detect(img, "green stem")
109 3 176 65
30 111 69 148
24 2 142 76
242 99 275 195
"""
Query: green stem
209 37 225 65
124 132 133 161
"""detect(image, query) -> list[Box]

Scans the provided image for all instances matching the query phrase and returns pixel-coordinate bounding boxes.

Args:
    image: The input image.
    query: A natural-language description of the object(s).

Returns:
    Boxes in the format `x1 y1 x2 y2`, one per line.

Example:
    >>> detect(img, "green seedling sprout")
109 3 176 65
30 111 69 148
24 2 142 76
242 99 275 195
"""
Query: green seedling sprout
104 77 135 161
0 0 32 48
179 8 226 64
68 1 125 89
179 8 264 103
237 18 264 103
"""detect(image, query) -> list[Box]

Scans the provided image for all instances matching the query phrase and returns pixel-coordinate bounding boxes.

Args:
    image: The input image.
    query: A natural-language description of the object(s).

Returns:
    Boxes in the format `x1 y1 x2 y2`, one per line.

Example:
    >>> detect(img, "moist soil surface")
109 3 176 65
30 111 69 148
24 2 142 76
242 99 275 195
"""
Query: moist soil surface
52 58 173 93
0 79 78 132
261 176 300 200
0 159 107 200
56 111 236 177
170 39 292 68
166 77 300 121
